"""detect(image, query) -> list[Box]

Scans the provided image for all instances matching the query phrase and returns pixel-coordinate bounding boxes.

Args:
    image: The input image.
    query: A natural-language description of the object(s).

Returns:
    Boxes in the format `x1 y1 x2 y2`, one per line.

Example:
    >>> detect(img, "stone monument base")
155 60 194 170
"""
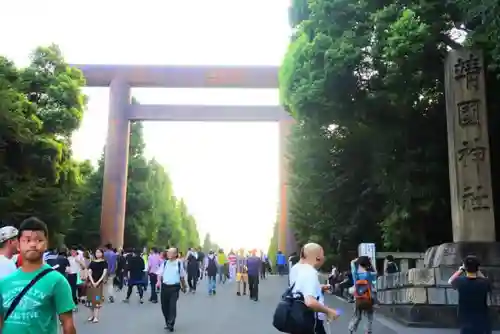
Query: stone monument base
376 242 500 328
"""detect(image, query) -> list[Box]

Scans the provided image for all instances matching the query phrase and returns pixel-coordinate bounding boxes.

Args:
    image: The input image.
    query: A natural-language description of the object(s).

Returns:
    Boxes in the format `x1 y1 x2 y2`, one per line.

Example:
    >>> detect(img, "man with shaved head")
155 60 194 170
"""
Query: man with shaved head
289 243 339 334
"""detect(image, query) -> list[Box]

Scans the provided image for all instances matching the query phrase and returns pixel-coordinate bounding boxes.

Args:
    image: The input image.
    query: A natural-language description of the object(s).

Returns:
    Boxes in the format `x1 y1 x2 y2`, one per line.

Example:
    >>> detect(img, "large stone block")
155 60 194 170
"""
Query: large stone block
386 273 399 289
427 287 447 304
387 290 397 304
445 288 458 305
377 276 384 290
383 273 397 289
376 290 385 303
398 271 409 287
434 266 455 287
381 289 399 304
399 287 427 304
482 267 500 289
407 268 436 286
424 242 500 268
377 290 393 304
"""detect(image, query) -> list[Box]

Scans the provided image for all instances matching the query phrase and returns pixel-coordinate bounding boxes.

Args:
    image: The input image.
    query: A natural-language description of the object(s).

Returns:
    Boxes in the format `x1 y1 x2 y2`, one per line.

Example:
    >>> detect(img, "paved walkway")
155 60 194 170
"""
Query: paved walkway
73 275 482 334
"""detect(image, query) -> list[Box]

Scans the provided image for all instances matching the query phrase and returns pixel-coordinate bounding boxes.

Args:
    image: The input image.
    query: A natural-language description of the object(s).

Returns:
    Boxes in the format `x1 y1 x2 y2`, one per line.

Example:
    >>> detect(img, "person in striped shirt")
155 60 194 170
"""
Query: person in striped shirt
235 251 248 296
228 250 237 282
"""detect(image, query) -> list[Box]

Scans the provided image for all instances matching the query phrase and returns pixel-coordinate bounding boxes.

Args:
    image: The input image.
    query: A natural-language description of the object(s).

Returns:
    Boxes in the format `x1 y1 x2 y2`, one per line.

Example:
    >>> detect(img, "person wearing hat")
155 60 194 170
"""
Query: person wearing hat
0 226 19 279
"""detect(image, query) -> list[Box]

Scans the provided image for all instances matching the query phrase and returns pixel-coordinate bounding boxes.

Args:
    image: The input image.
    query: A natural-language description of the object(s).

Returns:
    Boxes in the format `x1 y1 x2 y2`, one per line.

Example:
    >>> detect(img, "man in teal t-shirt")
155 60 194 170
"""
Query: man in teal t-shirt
0 217 75 334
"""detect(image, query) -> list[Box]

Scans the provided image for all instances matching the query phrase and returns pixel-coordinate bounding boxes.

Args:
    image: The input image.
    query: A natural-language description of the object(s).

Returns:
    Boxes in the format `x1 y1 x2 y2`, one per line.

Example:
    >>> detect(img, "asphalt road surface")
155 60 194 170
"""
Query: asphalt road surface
73 275 491 334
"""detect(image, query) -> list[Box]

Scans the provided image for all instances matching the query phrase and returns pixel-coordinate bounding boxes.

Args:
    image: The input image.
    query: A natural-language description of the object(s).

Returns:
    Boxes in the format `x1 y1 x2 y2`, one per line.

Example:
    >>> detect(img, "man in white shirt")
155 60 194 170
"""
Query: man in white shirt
0 226 19 279
156 247 187 332
289 243 339 334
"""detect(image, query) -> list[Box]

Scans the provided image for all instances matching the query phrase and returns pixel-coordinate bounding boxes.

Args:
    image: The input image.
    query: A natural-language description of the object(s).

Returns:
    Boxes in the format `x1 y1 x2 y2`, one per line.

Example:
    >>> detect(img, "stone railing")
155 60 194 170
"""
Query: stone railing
376 254 500 328
376 252 424 273
377 267 458 306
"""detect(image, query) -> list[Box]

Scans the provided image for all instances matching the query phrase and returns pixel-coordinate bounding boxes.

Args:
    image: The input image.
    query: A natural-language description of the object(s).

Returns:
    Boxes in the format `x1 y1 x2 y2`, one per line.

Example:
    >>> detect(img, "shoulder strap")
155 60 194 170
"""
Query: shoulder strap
177 261 181 274
281 282 295 299
5 268 52 320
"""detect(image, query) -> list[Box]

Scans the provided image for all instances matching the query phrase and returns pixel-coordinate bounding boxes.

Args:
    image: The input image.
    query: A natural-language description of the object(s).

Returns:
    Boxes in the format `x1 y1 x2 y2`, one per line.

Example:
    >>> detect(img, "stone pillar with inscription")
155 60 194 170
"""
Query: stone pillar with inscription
377 50 500 329
445 49 495 243
424 50 500 268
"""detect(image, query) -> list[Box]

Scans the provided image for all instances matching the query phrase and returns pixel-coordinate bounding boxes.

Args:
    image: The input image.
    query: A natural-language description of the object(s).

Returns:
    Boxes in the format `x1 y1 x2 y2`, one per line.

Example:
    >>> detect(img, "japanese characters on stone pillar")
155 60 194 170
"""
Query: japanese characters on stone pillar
444 50 495 242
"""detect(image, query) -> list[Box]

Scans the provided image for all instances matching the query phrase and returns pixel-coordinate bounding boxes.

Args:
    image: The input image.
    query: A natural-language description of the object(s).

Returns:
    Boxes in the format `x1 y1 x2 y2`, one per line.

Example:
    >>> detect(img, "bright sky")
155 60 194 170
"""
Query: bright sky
0 0 291 251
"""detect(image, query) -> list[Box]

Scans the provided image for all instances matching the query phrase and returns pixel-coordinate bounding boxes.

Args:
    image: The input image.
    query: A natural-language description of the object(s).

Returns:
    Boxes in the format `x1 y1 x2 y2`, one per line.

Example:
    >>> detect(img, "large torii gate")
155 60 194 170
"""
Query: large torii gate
73 64 295 254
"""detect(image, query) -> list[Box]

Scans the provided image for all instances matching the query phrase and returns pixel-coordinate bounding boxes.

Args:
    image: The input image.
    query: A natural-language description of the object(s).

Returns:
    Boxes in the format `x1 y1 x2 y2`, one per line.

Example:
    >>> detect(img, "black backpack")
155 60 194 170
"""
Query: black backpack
187 254 197 264
207 257 217 276
273 283 316 334
198 252 205 263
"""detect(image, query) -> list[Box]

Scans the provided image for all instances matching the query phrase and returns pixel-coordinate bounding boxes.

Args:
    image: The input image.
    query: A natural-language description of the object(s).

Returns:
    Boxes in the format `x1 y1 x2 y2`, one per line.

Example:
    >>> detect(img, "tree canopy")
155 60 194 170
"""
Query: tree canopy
279 0 500 258
0 45 202 250
0 45 87 244
202 233 220 253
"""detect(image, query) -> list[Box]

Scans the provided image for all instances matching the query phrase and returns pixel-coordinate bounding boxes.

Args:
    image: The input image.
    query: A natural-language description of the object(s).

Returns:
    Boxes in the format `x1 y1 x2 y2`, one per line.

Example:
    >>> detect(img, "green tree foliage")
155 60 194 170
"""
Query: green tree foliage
0 45 201 249
267 220 279 264
201 233 220 253
0 45 87 243
67 121 201 249
281 0 500 255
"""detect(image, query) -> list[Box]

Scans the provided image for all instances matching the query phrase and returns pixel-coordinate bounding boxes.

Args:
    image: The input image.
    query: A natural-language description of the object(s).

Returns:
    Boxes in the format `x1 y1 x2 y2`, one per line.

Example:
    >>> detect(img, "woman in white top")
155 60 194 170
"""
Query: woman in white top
68 247 85 306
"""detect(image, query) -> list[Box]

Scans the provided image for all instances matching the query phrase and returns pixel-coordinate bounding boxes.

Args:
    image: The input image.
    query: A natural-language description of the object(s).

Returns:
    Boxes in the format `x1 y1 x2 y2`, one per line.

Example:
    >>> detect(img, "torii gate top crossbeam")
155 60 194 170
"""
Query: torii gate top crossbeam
72 64 279 88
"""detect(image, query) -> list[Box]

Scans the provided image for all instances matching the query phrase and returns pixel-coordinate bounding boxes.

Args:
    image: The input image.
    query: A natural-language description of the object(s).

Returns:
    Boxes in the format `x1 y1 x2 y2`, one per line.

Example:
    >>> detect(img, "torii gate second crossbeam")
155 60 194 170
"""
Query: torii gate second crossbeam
73 64 295 254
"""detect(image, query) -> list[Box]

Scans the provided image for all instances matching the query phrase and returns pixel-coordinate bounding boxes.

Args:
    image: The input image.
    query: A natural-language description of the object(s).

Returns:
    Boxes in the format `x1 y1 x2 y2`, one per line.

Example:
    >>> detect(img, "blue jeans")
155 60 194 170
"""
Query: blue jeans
207 276 216 293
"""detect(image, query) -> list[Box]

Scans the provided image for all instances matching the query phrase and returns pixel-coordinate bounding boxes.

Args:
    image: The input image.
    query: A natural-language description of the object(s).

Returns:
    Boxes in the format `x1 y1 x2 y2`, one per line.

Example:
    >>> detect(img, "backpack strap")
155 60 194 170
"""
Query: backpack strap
282 282 296 300
177 261 181 275
160 260 167 276
5 268 52 320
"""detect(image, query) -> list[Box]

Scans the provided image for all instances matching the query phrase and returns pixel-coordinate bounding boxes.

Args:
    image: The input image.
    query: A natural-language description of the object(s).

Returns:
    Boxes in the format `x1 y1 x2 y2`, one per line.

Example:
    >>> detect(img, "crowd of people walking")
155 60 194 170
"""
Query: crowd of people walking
0 216 491 334
0 217 275 334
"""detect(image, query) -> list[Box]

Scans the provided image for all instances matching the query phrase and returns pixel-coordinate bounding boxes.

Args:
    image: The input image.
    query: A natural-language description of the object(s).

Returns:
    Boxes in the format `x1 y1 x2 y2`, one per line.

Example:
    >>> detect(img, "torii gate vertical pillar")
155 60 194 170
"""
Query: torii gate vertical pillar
100 78 131 248
278 119 296 255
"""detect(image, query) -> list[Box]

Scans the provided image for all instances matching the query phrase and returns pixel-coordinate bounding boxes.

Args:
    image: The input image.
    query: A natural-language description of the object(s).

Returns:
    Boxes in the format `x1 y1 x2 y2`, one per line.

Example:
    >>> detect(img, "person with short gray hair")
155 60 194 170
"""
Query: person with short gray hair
156 247 187 332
